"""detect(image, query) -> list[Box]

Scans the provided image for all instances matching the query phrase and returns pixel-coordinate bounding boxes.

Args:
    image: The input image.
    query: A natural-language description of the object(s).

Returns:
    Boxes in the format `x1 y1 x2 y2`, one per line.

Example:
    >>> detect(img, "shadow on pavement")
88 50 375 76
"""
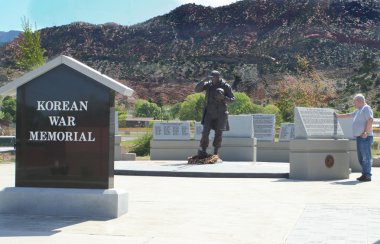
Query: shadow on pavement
272 179 365 185
161 163 190 167
271 179 310 183
0 214 109 237
331 180 364 185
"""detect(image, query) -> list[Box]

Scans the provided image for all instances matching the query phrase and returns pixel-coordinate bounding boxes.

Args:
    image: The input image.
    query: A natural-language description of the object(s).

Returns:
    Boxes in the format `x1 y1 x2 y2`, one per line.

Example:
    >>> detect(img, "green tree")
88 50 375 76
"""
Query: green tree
16 17 46 71
227 92 267 115
295 54 312 74
134 99 161 119
262 104 283 126
160 105 172 121
373 110 380 118
168 102 182 120
337 53 380 111
251 104 265 114
276 76 335 122
1 96 16 124
228 92 255 115
179 93 205 121
116 106 127 128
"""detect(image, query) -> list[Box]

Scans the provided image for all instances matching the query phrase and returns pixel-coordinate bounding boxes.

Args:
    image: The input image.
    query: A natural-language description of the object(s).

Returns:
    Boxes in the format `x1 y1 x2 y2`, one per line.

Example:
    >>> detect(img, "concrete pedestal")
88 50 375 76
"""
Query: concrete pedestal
114 135 122 161
373 156 380 167
0 187 128 218
348 140 361 172
290 139 350 180
150 137 257 161
257 141 289 162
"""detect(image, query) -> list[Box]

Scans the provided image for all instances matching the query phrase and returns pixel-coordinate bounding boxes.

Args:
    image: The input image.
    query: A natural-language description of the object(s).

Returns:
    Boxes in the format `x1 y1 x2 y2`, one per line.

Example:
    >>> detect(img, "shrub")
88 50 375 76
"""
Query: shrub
372 141 379 150
228 92 255 115
263 104 283 126
129 133 153 156
179 93 205 121
134 99 161 119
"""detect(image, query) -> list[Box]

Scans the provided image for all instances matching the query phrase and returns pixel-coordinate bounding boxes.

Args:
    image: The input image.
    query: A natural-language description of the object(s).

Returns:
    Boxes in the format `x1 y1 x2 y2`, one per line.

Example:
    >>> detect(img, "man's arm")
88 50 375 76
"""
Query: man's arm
365 117 373 134
334 112 352 119
362 107 374 137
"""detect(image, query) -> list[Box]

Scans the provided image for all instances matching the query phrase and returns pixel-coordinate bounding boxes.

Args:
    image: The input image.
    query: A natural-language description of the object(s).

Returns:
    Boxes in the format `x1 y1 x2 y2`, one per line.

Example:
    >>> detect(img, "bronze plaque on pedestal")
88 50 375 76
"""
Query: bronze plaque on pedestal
325 155 334 168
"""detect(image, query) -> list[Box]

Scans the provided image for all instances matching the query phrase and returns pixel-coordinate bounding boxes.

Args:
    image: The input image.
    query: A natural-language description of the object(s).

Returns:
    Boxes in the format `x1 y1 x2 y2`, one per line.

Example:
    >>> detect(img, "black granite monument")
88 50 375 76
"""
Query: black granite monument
0 55 133 189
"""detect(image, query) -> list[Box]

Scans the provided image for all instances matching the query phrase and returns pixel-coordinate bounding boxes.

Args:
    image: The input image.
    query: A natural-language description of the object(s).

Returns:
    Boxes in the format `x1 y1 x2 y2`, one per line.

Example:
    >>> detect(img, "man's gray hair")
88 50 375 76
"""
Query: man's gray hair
353 93 366 102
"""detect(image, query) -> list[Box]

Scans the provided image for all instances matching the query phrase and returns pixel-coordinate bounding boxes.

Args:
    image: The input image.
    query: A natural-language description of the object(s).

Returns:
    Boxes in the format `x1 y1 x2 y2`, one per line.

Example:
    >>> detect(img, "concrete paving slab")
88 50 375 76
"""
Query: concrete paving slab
285 205 380 244
1 163 380 244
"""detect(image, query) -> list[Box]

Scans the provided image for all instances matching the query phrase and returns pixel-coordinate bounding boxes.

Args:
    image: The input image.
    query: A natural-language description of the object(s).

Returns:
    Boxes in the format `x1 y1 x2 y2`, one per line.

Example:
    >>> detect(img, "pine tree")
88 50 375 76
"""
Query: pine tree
16 17 46 71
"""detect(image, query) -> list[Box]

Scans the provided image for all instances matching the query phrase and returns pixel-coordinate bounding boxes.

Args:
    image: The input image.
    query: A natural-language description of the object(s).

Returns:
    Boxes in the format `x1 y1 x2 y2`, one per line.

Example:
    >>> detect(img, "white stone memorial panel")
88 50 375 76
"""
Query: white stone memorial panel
252 114 275 141
195 115 254 139
153 122 190 140
279 123 295 141
338 118 354 139
294 107 344 139
223 115 254 138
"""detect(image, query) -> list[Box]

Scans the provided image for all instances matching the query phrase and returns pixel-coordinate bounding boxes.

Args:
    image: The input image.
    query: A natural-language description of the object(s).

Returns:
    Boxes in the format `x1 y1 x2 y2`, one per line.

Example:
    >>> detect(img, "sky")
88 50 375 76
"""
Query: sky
0 0 238 32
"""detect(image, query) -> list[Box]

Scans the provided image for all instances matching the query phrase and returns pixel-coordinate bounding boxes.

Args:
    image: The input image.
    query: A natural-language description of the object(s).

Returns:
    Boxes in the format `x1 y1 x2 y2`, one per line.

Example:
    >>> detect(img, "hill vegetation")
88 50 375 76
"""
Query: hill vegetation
0 0 379 116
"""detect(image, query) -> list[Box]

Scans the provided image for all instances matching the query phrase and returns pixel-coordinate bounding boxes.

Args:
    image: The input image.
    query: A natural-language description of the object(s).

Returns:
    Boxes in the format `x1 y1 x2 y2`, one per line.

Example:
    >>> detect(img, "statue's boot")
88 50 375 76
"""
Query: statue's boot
197 148 208 158
213 147 222 162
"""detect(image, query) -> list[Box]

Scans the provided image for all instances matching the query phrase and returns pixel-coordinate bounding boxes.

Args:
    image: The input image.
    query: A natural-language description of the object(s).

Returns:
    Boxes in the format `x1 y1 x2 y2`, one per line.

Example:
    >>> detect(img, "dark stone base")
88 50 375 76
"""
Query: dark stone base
187 154 222 164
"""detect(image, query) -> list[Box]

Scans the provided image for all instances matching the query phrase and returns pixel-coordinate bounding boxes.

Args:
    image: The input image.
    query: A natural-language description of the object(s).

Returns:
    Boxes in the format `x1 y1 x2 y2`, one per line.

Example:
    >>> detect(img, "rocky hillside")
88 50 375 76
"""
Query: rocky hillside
0 0 379 106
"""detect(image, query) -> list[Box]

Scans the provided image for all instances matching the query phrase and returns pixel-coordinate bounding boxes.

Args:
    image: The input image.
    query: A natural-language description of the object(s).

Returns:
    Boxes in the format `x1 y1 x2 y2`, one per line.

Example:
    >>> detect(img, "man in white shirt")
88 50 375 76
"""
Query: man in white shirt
335 94 374 181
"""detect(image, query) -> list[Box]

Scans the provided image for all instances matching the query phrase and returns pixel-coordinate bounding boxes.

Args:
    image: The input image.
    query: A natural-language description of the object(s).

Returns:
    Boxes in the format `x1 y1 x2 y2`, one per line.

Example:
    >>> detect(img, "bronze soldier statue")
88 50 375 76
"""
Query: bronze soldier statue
195 70 235 157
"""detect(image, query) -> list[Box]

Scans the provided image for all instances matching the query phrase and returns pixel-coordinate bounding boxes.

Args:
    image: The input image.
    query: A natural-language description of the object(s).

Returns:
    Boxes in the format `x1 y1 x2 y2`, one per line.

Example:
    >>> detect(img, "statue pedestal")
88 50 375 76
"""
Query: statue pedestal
0 187 128 218
290 139 350 180
114 135 122 160
373 156 380 167
150 137 257 162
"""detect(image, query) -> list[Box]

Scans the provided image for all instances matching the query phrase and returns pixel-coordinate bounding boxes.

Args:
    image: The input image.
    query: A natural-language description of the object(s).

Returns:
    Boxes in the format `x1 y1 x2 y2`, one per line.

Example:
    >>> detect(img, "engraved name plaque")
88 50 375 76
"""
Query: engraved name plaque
279 123 295 141
252 114 275 141
294 107 344 139
153 122 191 140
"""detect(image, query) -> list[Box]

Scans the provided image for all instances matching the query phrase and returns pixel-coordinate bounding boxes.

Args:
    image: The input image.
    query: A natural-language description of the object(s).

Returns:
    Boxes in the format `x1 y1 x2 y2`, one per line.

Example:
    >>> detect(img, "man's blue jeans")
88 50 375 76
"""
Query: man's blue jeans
356 136 373 177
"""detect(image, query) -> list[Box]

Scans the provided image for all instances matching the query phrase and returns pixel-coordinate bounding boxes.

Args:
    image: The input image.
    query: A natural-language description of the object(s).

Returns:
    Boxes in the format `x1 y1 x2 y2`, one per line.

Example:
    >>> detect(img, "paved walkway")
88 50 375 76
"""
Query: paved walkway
1 162 380 244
